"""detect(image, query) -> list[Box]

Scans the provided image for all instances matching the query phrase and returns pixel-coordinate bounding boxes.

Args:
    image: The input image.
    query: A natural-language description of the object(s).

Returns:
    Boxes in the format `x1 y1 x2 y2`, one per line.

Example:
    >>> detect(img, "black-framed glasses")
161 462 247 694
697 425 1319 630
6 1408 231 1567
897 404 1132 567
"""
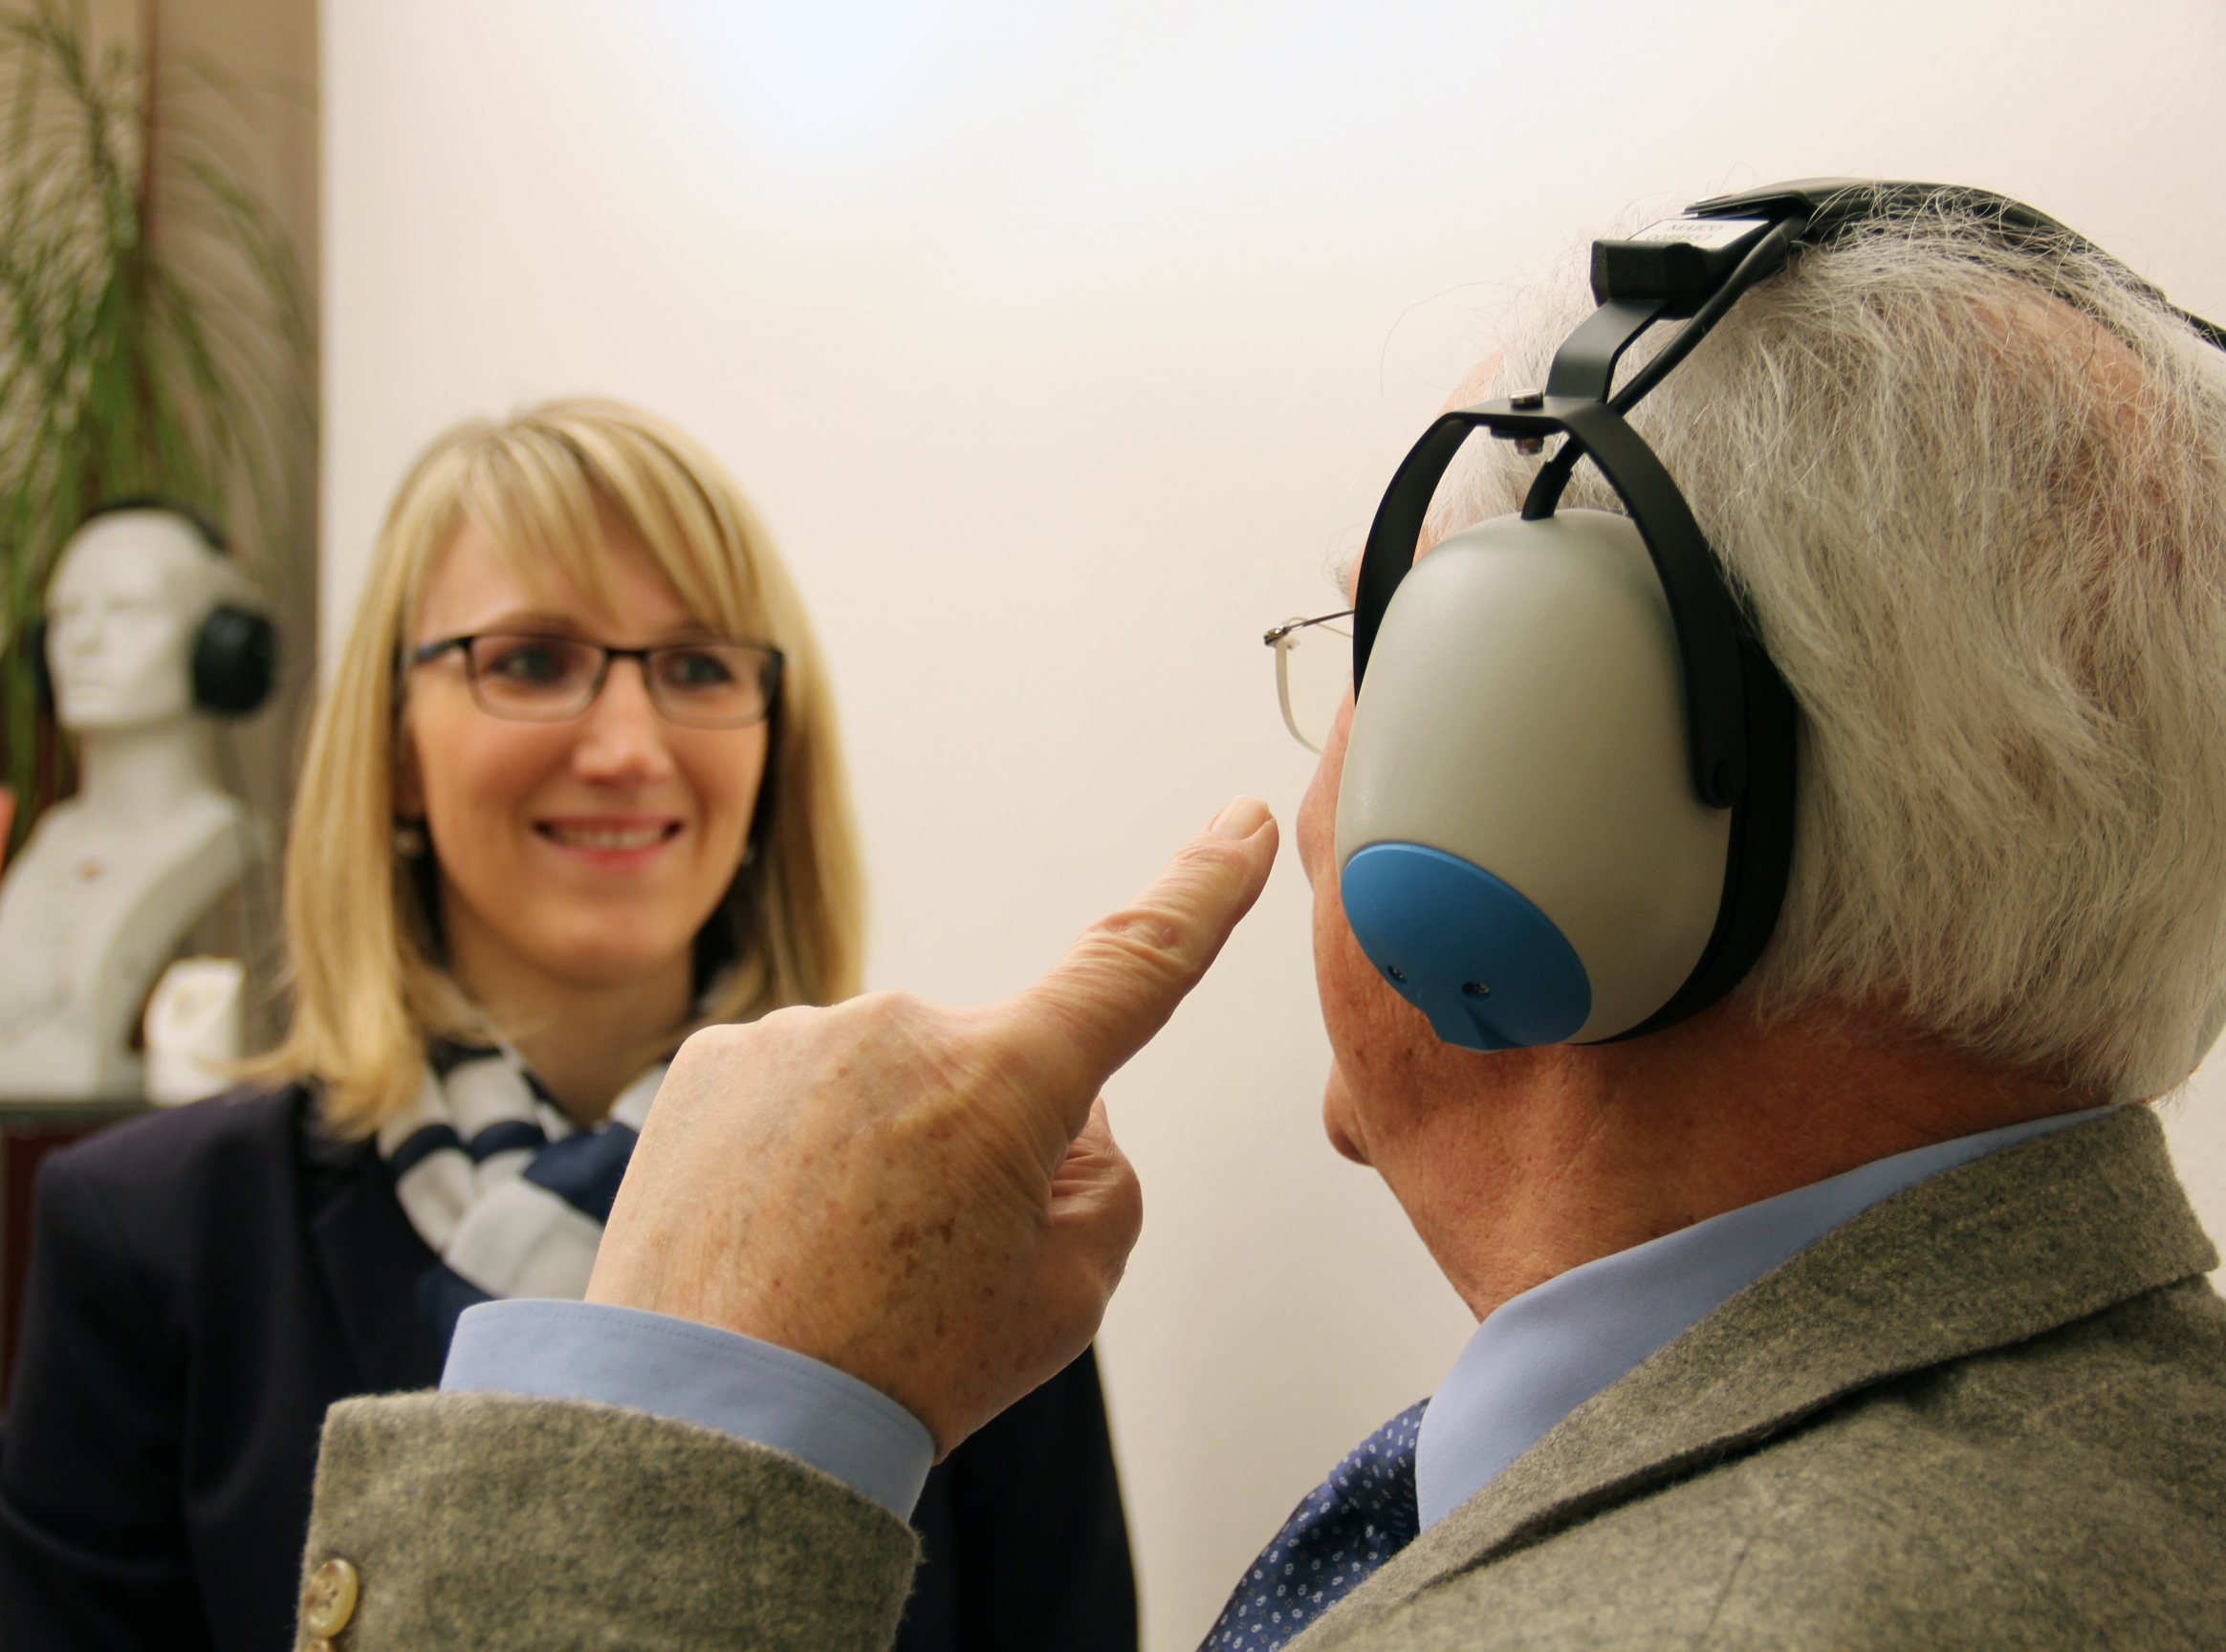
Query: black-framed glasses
412 632 784 728
1263 610 1353 753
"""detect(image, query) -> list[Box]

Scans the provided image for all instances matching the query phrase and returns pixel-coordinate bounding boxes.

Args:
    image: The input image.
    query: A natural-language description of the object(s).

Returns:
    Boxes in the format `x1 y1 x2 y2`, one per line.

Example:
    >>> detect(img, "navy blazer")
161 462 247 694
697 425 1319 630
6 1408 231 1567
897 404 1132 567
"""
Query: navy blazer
0 1085 1135 1650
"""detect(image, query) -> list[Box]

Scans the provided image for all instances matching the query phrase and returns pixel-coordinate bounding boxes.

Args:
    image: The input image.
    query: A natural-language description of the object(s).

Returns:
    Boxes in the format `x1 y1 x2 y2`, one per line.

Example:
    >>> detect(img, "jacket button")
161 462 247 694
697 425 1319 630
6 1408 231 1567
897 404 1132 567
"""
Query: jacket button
301 1556 360 1636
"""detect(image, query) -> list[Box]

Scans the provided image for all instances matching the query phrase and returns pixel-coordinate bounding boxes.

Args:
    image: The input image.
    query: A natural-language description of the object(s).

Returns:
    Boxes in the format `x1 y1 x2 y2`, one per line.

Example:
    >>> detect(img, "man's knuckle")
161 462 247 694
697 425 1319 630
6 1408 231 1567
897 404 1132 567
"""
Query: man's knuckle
1177 834 1255 881
1081 906 1190 963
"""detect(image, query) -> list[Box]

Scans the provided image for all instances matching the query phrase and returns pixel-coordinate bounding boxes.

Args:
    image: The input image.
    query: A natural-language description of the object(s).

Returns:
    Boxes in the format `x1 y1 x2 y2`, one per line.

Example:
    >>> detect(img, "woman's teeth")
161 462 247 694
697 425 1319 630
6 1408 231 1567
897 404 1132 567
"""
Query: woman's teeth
544 823 669 850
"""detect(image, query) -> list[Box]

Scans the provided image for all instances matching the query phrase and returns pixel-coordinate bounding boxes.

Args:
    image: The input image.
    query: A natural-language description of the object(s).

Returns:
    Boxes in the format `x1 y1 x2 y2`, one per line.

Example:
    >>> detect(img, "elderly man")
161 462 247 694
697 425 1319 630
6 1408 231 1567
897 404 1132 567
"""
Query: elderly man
295 183 2226 1650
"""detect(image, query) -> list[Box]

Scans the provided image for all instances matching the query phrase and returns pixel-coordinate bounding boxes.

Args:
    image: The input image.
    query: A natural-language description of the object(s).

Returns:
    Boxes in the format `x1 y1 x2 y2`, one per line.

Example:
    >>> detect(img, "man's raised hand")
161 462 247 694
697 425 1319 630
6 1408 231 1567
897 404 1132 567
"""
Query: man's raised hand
587 796 1279 1452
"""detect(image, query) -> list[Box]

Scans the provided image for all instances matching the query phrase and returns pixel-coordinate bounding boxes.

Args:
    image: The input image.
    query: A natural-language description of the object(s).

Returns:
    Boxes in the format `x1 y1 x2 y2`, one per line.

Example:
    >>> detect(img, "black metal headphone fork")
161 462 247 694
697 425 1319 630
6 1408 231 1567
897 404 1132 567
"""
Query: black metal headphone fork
1353 395 1756 809
1352 210 1808 811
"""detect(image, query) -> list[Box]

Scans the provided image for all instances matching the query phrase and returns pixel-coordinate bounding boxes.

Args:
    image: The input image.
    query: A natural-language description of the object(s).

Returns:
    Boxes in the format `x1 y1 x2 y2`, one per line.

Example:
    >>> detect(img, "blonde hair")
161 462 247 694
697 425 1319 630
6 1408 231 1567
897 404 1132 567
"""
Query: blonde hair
255 398 863 1137
1429 197 2226 1099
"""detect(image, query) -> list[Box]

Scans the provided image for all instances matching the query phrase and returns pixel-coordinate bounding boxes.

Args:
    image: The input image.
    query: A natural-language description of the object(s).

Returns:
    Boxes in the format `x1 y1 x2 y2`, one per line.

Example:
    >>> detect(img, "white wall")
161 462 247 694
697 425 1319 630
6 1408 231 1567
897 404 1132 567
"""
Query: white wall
323 4 2226 1643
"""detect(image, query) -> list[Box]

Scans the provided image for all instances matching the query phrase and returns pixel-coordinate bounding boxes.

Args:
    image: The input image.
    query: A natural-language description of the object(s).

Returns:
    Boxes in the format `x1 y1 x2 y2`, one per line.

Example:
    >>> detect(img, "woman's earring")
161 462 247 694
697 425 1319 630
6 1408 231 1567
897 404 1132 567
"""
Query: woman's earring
393 820 428 859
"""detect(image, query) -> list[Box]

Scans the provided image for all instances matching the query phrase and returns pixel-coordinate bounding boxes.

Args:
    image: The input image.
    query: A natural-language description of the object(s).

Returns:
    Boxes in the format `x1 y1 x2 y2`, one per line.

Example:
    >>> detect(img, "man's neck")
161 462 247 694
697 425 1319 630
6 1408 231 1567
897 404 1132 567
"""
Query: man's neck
1354 997 2103 1321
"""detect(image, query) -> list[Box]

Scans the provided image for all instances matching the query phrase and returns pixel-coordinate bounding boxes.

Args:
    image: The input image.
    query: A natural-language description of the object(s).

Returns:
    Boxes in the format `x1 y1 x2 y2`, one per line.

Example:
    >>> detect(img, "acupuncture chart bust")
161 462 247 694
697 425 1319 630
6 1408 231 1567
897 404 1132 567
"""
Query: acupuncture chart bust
0 509 262 1100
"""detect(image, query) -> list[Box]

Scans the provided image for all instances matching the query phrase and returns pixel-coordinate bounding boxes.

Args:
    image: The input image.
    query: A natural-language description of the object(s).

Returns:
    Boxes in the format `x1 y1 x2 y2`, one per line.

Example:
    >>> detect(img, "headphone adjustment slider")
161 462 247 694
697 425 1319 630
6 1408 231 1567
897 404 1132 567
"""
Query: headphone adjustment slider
1501 389 1548 453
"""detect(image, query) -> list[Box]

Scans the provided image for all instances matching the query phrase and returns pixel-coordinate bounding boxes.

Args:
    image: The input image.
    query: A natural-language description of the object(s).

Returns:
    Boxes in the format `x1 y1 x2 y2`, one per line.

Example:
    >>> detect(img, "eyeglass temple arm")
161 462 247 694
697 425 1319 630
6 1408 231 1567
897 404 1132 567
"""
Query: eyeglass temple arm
1263 610 1356 646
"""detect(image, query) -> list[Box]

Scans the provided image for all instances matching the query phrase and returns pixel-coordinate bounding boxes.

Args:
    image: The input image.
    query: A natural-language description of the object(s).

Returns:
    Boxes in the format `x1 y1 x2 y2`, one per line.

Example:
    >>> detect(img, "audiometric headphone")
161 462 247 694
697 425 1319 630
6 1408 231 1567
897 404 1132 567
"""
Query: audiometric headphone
1335 178 2226 1054
33 496 278 718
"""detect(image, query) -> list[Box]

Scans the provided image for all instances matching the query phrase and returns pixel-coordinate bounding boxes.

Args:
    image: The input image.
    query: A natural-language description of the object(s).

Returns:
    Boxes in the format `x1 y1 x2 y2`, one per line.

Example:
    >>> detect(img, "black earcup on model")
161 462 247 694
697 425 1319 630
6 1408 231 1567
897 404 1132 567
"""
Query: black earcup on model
191 604 277 716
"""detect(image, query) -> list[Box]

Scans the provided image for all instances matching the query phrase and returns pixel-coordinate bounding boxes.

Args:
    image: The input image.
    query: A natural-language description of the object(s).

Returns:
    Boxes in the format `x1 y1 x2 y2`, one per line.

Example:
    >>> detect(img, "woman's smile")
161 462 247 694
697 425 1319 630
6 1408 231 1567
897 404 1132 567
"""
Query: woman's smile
535 815 686 860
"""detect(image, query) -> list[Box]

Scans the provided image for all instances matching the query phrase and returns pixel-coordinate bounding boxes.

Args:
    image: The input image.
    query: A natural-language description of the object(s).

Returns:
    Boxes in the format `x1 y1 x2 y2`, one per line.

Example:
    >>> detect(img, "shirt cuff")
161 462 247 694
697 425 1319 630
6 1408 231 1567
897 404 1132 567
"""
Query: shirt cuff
441 1298 934 1521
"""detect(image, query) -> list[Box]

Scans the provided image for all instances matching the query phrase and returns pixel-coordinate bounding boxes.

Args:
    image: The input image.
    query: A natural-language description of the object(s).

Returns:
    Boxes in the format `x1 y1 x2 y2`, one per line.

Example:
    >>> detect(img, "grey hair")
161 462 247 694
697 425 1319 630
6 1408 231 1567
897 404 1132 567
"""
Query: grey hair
1426 197 2226 1099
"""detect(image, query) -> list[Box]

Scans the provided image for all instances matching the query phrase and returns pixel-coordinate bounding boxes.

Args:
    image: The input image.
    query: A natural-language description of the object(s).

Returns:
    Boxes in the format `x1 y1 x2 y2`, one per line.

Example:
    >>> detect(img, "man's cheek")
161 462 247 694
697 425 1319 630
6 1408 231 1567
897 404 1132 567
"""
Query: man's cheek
1296 690 1353 889
1314 884 1429 1080
1317 935 1440 1174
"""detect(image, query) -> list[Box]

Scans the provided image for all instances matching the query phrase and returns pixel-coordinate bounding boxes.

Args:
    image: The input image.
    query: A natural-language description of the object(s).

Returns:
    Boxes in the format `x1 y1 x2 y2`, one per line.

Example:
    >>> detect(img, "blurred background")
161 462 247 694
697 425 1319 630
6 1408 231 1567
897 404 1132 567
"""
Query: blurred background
6 2 2221 1645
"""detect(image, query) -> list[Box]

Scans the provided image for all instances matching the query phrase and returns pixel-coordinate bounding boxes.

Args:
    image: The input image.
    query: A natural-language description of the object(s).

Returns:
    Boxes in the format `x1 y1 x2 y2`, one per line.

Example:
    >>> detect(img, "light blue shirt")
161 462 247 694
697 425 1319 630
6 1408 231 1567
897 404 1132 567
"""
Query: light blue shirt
1412 1105 2107 1527
444 1299 935 1520
441 1106 2106 1528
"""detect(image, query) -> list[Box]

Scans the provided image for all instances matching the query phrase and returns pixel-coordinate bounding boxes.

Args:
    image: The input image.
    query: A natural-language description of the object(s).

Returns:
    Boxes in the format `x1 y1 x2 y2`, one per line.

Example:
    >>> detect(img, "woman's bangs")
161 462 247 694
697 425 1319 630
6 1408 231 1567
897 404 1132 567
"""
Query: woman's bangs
459 427 766 643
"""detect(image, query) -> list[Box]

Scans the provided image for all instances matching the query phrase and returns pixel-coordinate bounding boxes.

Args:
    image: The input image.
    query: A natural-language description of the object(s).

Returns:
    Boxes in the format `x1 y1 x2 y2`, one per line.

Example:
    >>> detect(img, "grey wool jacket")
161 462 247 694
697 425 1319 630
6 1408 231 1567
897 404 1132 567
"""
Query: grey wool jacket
298 1106 2226 1650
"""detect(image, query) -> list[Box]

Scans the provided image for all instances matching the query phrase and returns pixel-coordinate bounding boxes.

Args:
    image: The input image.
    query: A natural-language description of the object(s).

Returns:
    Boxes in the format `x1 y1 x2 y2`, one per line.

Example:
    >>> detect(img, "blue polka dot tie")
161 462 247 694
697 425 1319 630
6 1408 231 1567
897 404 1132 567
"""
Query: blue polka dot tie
1198 1399 1429 1651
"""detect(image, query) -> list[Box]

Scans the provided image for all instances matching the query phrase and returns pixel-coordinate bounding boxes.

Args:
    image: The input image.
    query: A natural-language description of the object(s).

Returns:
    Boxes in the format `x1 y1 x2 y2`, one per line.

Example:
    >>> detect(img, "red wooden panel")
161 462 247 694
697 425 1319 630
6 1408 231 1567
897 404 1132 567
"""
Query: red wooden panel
2 1114 145 1400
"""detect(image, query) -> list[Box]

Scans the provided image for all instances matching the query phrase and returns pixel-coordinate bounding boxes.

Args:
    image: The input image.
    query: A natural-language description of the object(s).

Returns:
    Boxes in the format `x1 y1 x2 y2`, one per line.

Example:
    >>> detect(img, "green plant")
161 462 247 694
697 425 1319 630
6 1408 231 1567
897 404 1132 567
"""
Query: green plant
0 0 310 844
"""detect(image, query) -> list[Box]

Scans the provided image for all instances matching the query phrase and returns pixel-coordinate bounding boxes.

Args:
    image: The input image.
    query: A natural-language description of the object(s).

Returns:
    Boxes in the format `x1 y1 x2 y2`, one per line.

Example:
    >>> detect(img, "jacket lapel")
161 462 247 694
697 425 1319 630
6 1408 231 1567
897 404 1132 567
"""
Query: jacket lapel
1305 1105 2215 1646
298 1089 448 1394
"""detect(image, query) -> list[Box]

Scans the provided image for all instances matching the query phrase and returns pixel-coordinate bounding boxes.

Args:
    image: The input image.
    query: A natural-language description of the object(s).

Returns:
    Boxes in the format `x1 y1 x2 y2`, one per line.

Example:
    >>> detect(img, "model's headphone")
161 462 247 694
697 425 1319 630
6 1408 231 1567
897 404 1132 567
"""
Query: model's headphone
1336 178 2226 1054
32 497 277 718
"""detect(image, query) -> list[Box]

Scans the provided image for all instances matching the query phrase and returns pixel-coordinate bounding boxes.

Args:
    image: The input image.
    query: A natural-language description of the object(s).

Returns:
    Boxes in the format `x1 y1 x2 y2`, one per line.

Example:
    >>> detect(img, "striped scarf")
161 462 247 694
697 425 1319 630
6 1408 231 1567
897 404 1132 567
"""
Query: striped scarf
378 1045 668 1349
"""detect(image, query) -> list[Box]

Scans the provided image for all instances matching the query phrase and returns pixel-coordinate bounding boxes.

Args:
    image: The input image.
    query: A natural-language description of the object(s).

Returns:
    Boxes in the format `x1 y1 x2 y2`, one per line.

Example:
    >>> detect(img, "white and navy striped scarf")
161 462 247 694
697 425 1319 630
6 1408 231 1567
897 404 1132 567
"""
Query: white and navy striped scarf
377 1045 668 1349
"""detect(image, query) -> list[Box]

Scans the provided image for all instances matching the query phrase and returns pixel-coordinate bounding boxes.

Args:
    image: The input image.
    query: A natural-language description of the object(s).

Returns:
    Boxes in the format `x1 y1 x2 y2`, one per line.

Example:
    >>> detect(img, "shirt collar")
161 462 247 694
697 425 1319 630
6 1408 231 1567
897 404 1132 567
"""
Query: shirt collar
1413 1104 2111 1530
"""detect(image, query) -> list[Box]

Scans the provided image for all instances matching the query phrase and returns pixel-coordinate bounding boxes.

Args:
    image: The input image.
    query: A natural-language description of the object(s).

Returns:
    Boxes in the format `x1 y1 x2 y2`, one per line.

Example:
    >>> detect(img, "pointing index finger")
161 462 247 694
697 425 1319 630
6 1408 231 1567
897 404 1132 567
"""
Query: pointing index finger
1007 797 1278 1137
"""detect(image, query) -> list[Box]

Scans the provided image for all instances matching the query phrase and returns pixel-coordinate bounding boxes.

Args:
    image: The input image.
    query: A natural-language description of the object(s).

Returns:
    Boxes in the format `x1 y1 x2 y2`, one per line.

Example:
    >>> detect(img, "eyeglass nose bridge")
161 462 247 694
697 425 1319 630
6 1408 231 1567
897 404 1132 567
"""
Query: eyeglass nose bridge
576 645 658 718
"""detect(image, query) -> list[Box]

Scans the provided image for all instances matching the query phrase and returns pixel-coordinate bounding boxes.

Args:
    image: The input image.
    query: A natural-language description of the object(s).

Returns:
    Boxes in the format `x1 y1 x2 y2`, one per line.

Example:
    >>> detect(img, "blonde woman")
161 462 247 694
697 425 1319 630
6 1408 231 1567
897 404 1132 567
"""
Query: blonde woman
0 402 1136 1651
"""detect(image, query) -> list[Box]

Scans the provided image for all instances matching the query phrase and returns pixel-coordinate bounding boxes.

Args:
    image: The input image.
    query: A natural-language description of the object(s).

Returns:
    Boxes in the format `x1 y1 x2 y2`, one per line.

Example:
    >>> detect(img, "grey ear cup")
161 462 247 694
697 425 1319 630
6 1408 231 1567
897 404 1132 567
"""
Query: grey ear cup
1336 512 1732 1048
1342 382 1799 1053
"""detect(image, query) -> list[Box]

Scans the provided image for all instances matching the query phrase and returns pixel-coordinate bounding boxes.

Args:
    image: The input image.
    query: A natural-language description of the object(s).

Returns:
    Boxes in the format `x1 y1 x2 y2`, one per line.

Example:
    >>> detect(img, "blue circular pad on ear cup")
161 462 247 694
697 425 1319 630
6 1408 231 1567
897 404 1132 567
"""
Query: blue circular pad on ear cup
1342 842 1591 1051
